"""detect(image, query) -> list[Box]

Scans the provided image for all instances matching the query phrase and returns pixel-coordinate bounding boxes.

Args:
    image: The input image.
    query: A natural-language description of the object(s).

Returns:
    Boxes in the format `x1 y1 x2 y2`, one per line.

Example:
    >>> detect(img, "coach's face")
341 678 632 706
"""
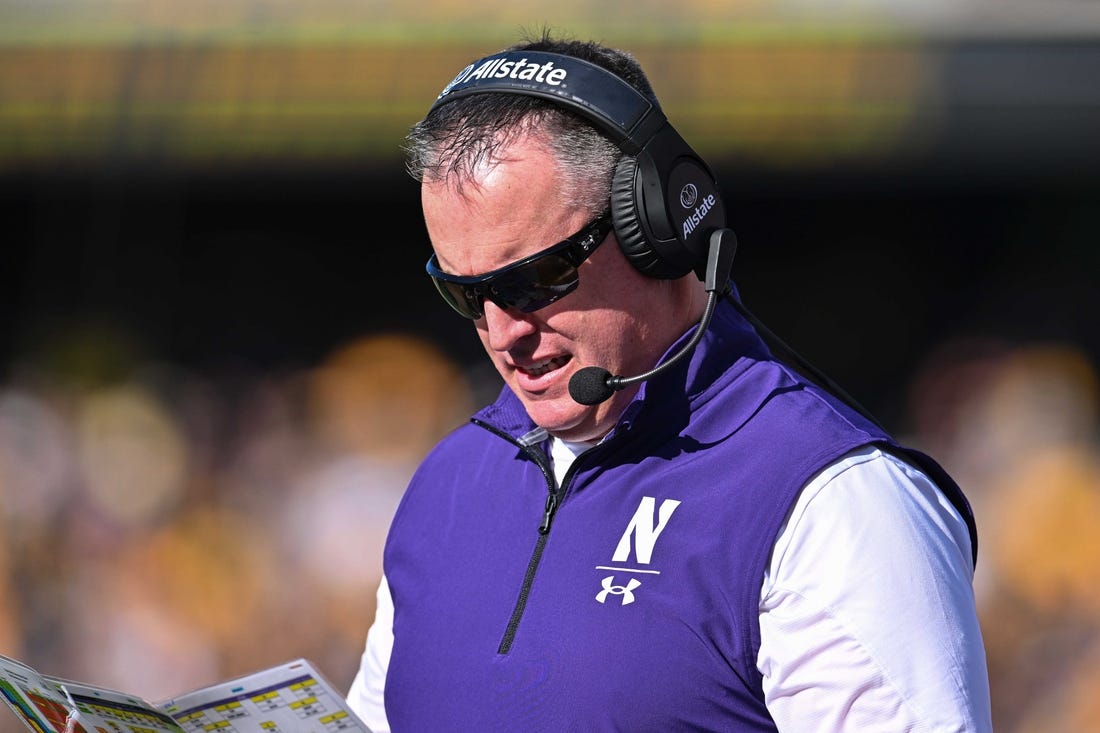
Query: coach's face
423 133 704 442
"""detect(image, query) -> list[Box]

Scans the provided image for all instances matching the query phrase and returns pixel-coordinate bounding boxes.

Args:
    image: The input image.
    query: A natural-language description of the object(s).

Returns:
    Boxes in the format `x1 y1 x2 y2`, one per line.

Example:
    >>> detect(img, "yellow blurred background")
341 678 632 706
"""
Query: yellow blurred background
7 0 1095 168
3 3 1100 732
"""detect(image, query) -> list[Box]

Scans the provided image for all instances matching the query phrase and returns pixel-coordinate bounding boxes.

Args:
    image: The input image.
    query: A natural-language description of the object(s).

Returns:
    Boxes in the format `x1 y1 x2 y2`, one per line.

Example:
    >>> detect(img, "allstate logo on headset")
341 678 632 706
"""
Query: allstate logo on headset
679 183 699 209
437 55 570 101
440 63 475 97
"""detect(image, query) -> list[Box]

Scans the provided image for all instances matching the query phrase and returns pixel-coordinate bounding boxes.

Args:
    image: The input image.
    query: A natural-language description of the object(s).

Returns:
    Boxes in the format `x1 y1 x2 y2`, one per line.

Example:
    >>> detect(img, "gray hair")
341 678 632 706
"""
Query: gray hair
405 102 621 215
404 34 658 216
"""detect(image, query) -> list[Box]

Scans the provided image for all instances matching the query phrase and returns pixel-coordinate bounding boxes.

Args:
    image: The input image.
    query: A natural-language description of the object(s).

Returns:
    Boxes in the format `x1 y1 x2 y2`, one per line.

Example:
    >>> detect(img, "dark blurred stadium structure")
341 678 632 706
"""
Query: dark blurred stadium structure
2 3 1099 731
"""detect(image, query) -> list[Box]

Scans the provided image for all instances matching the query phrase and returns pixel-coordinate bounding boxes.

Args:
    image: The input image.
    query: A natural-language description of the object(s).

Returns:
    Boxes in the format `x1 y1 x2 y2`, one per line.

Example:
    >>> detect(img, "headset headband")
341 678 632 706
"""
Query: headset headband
428 47 727 282
429 51 668 155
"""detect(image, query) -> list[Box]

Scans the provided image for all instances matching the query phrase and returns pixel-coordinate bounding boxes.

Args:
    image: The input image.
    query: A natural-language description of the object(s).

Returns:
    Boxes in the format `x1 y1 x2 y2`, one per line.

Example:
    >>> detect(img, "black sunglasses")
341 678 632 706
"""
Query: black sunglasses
425 212 613 319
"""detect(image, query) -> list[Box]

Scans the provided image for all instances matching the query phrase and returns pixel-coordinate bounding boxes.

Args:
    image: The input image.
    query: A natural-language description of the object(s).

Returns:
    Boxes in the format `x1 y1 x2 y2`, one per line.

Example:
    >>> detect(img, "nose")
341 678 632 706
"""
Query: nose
481 299 538 352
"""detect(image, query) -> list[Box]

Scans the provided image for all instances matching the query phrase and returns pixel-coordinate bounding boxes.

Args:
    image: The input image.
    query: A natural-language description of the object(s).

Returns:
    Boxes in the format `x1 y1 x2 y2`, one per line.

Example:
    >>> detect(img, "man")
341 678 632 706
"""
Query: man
348 34 992 731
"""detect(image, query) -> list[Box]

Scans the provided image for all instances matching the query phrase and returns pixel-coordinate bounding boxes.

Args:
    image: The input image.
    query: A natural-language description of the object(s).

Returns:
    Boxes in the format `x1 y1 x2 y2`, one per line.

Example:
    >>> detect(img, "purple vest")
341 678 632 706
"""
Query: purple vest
382 300 975 731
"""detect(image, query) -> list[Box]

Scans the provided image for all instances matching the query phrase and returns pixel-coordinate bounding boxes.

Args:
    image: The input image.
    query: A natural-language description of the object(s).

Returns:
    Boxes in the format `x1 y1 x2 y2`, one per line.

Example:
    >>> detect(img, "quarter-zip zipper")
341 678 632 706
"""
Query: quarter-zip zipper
472 418 591 654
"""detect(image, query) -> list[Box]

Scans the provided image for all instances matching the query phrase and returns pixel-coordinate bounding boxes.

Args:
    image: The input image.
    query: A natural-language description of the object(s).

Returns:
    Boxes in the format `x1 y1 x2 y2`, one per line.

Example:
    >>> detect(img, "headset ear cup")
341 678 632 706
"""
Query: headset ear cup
611 156 661 278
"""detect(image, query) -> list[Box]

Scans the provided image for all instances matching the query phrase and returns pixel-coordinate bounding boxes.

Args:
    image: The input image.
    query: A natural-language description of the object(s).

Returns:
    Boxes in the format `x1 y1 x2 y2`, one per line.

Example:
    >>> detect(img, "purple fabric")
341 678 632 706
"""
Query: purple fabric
381 299 975 731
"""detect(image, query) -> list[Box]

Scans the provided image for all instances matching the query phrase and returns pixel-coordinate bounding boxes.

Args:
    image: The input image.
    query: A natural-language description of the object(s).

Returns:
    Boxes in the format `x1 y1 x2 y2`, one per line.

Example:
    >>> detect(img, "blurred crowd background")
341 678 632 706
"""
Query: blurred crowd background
2 2 1099 732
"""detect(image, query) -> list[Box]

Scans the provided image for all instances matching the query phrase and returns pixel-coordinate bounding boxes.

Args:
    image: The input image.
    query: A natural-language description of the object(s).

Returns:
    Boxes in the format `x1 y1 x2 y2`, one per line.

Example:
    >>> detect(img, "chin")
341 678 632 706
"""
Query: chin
538 405 619 443
523 398 591 438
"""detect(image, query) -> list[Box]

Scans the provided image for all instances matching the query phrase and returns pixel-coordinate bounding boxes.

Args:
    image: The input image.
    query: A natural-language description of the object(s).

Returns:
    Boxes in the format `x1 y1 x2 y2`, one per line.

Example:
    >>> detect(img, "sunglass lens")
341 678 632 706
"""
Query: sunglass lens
489 256 578 312
433 278 483 319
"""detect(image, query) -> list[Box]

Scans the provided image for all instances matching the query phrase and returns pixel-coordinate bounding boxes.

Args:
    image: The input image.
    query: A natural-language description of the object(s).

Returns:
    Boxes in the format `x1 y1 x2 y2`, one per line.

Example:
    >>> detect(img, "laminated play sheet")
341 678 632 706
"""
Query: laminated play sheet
0 654 371 733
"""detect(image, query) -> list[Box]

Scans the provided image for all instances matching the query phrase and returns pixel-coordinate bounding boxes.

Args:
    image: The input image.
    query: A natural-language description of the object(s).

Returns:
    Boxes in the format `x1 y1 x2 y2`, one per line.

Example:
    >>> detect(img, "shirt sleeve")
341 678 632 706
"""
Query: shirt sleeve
757 446 992 732
347 575 394 733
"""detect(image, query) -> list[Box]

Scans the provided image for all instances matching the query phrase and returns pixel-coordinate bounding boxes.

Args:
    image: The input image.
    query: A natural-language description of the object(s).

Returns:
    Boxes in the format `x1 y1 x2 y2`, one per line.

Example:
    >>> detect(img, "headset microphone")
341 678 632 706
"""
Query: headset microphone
568 228 738 406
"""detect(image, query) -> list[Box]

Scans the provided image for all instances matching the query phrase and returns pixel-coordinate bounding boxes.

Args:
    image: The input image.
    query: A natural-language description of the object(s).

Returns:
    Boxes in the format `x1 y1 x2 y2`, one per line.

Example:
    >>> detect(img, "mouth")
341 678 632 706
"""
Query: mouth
516 355 571 379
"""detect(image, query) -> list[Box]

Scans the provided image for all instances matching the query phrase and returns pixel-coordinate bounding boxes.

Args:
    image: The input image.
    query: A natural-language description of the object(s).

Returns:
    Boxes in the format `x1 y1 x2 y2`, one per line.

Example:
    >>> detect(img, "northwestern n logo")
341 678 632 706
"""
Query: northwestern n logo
612 496 681 565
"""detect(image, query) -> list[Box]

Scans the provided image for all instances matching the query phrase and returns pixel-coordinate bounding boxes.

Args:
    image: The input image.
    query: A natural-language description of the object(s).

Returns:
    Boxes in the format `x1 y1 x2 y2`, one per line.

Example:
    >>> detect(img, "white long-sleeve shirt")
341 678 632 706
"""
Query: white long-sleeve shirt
348 444 992 732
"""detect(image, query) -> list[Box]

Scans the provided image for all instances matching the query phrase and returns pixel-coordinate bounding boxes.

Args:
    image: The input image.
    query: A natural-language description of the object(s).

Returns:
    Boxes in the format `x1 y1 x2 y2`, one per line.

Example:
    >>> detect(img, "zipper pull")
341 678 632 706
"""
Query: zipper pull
539 491 560 535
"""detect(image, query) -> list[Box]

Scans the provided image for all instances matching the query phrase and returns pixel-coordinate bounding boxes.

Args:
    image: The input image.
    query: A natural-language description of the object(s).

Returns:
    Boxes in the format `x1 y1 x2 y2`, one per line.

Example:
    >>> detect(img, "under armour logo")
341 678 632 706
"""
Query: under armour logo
595 576 641 605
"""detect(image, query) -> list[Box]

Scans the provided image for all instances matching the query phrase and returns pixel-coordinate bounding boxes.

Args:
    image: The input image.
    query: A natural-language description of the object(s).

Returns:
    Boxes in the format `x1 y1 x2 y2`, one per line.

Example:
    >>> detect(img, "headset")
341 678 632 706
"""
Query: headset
429 50 728 282
428 49 883 430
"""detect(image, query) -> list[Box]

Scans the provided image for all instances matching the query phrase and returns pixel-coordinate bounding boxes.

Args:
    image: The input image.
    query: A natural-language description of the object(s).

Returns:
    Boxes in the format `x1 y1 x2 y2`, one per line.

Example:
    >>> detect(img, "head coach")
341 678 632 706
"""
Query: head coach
346 32 993 732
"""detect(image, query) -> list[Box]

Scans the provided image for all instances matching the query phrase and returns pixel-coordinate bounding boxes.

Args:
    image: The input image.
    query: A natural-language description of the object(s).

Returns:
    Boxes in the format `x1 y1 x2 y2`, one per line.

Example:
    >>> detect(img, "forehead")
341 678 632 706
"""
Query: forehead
422 139 590 276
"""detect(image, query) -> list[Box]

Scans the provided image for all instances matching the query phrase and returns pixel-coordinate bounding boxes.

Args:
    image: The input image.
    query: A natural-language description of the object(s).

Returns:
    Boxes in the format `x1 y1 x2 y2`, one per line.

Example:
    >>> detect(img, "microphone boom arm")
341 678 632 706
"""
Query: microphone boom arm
570 228 738 404
610 227 737 391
